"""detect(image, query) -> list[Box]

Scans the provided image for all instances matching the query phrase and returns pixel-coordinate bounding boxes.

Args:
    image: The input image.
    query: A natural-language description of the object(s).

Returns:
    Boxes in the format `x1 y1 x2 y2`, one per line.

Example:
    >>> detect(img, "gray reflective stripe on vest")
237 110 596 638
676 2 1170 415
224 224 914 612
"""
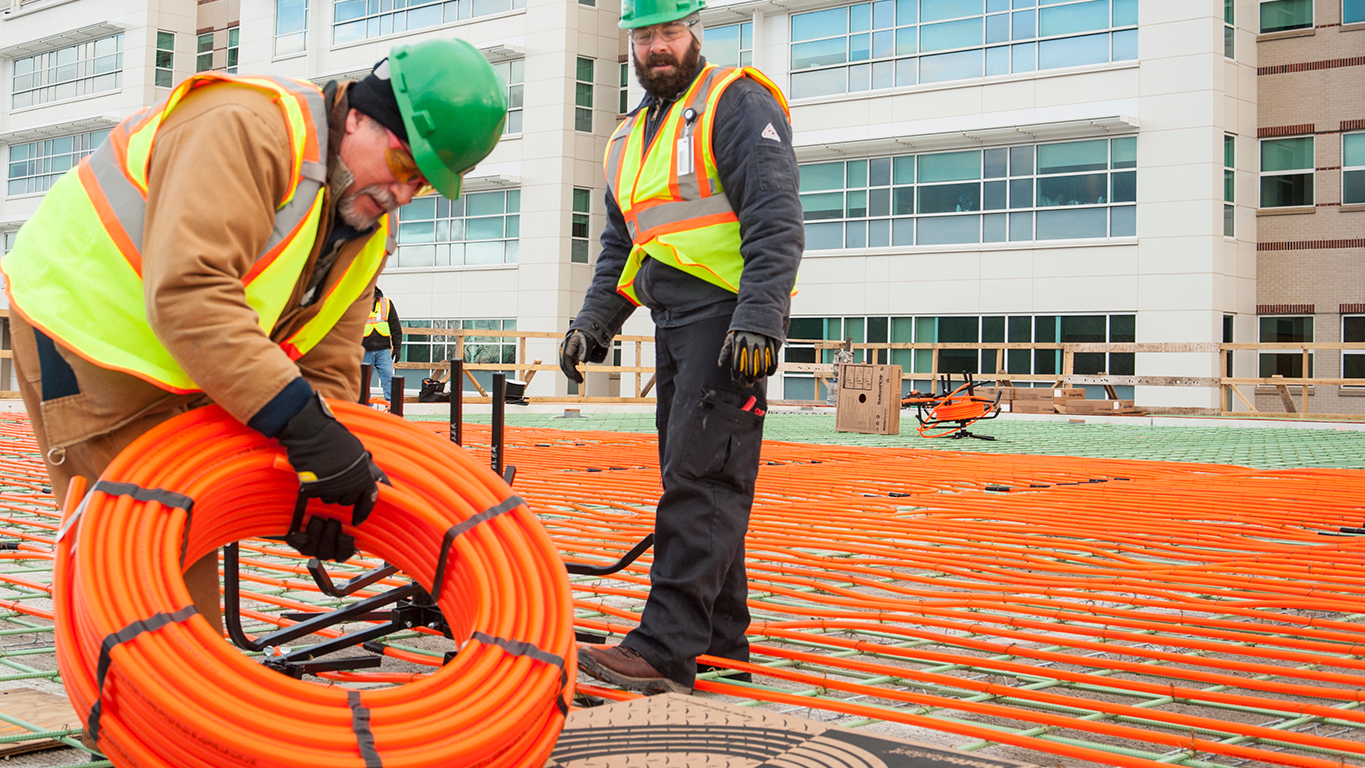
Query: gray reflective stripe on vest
83 80 329 264
86 140 147 251
608 66 736 243
633 191 734 236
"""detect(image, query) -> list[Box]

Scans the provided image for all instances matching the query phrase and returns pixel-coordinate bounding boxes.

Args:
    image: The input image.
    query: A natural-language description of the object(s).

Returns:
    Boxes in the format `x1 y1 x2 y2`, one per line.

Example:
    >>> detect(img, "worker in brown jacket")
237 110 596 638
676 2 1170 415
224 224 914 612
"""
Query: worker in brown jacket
3 39 509 632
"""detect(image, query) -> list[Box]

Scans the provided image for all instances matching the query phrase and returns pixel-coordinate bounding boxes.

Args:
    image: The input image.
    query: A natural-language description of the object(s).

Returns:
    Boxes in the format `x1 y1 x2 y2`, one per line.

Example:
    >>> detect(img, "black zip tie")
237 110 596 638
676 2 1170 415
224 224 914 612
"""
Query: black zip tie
87 604 198 743
429 495 524 603
471 631 568 716
348 690 383 768
90 481 195 566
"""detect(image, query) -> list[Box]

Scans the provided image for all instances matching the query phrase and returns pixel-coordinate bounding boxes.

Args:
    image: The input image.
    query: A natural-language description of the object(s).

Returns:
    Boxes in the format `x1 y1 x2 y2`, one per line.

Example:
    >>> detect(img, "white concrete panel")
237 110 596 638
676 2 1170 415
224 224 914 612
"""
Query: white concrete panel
1032 245 1139 279
1140 199 1222 239
1141 55 1217 96
1138 273 1216 312
978 278 1036 313
1140 161 1219 204
1032 276 1138 314
1136 236 1217 275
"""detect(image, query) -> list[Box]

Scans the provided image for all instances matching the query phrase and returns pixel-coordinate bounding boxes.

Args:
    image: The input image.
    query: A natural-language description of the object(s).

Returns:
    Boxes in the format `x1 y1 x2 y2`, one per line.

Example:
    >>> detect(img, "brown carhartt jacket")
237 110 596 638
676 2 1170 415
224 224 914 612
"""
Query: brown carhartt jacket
12 80 387 461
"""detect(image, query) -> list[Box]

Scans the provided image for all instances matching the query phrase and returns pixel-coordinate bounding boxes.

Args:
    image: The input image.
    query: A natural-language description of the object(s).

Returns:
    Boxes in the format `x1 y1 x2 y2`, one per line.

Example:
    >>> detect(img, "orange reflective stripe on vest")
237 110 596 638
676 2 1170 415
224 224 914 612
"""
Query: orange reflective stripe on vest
0 74 384 394
605 65 791 305
364 296 393 337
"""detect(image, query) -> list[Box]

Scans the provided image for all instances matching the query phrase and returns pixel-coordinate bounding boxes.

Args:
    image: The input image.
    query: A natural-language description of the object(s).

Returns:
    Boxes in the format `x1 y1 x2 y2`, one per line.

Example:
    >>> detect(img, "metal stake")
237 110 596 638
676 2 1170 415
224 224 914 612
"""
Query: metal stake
491 372 505 476
450 358 462 445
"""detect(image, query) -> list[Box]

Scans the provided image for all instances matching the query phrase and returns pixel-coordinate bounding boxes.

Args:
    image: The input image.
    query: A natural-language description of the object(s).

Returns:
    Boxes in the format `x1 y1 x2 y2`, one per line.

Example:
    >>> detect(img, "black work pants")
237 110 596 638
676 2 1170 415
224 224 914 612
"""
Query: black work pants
621 312 766 687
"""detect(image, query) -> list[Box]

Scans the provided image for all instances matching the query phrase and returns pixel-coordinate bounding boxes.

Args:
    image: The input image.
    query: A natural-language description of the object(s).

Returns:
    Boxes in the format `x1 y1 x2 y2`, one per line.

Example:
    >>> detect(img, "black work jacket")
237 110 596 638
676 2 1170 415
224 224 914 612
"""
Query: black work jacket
571 58 804 357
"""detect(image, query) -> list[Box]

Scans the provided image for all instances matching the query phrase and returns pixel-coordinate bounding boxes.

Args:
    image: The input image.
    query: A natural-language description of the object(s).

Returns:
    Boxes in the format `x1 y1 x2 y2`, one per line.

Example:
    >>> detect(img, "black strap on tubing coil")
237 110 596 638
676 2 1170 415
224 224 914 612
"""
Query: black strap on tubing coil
53 401 575 767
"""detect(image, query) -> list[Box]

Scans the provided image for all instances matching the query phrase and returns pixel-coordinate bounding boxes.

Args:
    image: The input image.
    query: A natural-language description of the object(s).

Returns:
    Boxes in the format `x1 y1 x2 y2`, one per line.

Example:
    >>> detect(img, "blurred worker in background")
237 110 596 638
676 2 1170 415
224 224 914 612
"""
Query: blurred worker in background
562 0 803 694
4 39 507 633
363 286 404 404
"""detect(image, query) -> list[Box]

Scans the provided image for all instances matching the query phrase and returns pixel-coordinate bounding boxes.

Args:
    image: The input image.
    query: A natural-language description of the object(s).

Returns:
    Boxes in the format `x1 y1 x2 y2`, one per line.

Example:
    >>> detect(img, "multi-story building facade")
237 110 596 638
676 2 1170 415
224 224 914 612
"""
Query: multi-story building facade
0 0 1356 412
1253 0 1365 414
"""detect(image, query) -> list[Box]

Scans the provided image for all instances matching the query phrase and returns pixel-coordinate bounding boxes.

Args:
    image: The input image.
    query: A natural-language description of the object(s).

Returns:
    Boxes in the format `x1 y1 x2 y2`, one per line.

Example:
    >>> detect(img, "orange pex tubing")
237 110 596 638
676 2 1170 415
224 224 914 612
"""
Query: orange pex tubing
53 402 575 768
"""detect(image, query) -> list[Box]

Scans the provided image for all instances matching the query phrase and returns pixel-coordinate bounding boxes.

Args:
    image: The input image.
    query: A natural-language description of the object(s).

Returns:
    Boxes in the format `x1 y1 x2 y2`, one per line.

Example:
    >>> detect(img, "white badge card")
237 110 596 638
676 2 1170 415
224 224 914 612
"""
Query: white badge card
676 136 693 176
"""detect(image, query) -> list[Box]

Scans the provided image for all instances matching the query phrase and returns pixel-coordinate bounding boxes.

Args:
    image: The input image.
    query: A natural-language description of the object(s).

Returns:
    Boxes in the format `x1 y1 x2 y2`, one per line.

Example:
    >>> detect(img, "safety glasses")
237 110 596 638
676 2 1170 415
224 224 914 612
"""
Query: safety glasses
383 127 436 198
629 20 697 46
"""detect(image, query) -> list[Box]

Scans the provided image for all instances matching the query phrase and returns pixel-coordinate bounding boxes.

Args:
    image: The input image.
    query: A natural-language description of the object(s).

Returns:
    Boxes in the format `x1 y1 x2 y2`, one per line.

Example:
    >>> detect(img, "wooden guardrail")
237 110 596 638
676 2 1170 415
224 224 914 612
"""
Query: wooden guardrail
396 327 1365 417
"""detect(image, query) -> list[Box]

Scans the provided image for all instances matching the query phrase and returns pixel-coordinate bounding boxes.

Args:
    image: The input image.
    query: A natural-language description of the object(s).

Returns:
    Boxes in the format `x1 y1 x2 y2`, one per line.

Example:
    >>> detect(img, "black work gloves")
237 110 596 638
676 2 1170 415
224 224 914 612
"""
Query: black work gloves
559 329 604 384
278 393 389 527
285 516 356 562
718 330 781 387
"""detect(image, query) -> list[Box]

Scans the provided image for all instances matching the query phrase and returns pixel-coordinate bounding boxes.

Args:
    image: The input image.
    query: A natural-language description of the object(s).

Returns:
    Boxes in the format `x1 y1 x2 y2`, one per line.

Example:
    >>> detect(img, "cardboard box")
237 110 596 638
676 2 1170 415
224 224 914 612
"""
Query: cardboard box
835 363 902 435
1009 399 1059 414
1055 399 1144 415
1011 387 1083 400
972 386 1012 403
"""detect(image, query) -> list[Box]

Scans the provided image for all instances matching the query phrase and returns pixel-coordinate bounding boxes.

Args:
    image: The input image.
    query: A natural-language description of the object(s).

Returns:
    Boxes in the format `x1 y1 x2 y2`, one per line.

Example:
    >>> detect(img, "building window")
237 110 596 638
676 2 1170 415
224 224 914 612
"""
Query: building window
1345 316 1365 383
395 190 520 267
1260 137 1313 208
7 130 110 196
12 34 124 109
1224 0 1235 57
492 60 524 134
276 0 309 56
1348 0 1365 24
1260 0 1312 32
783 313 1135 400
705 22 752 68
227 27 240 73
800 136 1135 249
333 0 525 44
1259 316 1313 378
580 0 595 6
155 31 175 87
1223 134 1235 236
788 0 1138 100
575 57 595 133
1343 132 1365 205
619 61 630 113
403 318 518 391
3 231 17 253
571 187 591 263
197 33 214 72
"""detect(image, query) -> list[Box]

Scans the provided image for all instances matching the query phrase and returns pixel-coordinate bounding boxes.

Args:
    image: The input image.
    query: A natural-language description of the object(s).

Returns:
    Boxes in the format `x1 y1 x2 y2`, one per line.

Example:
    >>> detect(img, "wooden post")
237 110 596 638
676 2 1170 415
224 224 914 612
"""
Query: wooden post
464 368 488 397
635 341 643 397
640 373 657 398
1271 374 1296 414
519 336 528 380
1229 383 1259 413
1301 349 1310 415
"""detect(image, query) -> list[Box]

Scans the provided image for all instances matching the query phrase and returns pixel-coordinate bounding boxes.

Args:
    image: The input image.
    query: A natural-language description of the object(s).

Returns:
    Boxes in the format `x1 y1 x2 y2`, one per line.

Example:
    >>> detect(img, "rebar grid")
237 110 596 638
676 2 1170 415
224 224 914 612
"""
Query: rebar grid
0 412 1358 767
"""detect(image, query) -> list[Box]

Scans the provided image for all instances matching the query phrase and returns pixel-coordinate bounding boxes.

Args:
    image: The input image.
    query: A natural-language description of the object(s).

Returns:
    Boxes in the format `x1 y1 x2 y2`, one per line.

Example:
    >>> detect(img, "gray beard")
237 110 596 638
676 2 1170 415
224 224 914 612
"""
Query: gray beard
337 184 397 230
330 159 397 229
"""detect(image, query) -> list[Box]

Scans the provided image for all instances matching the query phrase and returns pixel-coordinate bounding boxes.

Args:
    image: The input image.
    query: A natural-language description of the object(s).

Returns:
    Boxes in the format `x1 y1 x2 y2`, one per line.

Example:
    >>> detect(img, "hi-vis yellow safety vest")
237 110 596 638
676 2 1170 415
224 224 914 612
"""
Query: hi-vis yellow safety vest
605 64 790 305
1 73 391 394
365 296 392 337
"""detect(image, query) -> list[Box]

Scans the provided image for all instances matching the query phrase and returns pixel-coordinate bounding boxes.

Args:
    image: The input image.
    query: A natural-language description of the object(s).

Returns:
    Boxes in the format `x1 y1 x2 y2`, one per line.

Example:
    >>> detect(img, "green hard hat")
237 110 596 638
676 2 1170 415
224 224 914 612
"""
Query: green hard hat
388 38 508 199
619 0 706 29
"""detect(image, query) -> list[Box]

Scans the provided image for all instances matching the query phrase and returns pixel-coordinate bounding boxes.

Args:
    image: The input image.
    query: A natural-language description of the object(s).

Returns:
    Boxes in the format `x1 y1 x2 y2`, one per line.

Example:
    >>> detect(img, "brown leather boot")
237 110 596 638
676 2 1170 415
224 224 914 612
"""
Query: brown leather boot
577 644 691 695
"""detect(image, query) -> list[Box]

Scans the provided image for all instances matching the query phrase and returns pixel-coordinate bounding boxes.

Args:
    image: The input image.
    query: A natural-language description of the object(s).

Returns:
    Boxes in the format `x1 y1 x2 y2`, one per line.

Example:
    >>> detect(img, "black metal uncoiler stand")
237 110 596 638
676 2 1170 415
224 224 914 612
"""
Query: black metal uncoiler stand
222 371 655 676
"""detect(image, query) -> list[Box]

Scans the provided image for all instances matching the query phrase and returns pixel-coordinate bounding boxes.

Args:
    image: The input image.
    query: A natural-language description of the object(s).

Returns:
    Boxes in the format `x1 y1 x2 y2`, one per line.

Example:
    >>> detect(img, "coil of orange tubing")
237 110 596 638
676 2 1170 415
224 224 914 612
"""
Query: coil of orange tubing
53 401 575 768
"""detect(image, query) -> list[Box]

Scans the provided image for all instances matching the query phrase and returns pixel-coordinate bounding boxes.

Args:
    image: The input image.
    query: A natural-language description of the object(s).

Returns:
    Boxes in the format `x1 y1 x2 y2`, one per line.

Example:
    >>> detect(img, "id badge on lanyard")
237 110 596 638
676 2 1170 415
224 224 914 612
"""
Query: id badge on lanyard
676 107 698 177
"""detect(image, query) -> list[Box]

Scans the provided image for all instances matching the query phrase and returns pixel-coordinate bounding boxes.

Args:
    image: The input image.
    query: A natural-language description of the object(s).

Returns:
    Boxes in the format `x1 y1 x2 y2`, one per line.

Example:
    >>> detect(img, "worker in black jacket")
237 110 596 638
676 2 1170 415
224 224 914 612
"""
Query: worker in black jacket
362 286 403 403
561 0 803 695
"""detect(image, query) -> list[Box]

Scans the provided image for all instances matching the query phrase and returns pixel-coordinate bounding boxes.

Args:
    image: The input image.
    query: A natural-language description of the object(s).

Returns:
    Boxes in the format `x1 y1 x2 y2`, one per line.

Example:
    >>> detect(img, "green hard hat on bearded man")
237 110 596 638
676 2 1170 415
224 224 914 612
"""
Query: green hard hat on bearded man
619 0 706 29
387 38 508 199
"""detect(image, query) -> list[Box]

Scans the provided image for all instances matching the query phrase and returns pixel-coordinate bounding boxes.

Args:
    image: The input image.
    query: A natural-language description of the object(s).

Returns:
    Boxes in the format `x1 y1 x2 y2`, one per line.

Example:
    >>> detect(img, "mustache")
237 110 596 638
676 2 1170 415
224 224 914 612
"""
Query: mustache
644 51 680 67
360 184 399 213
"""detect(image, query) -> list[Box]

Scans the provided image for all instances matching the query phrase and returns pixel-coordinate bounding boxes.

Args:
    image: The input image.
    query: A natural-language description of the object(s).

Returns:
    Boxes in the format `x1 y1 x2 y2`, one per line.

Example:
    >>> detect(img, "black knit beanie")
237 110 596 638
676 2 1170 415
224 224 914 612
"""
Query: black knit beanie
347 58 409 143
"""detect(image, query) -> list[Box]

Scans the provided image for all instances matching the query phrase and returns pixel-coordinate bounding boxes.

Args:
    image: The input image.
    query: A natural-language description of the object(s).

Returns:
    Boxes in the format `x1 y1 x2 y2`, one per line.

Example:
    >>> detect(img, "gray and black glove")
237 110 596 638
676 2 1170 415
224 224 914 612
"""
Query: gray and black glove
718 330 781 387
559 329 604 384
278 392 390 527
